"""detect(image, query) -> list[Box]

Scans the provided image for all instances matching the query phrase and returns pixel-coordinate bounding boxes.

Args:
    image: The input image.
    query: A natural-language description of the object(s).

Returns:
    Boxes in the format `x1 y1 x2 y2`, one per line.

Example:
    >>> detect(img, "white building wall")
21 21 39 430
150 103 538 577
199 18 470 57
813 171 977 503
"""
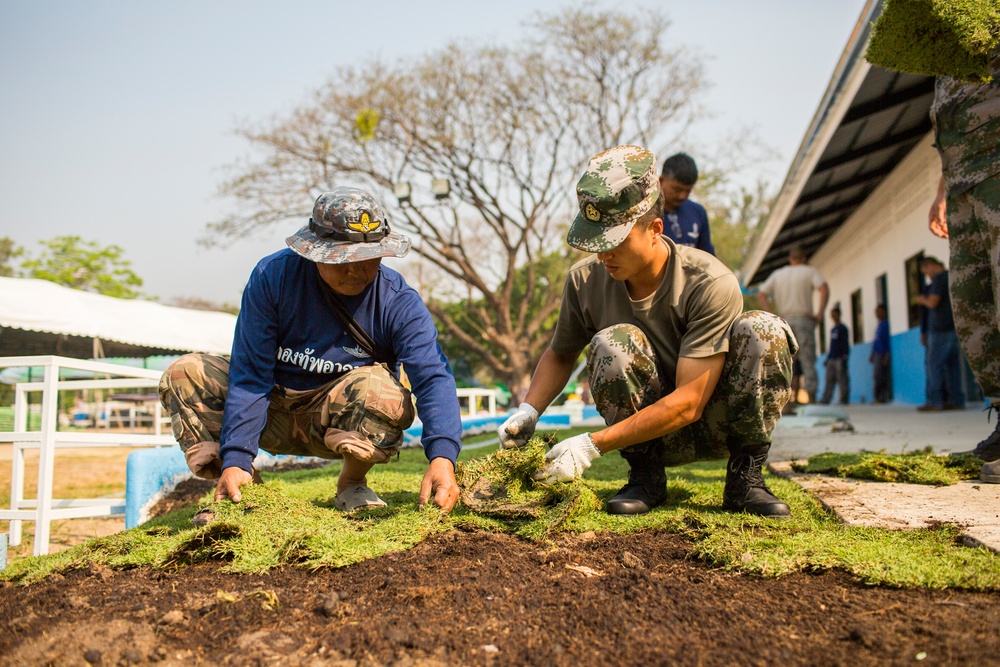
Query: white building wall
810 133 950 339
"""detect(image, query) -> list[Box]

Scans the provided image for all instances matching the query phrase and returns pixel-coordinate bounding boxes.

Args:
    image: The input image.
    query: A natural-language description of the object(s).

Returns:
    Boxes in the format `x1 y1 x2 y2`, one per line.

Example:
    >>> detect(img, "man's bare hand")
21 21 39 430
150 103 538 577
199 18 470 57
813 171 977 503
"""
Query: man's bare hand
215 467 254 503
418 457 460 513
929 178 949 239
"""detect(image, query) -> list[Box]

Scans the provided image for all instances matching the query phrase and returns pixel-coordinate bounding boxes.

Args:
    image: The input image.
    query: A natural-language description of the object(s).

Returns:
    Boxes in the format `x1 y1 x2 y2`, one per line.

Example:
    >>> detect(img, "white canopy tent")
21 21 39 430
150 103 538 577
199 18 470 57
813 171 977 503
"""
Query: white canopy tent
0 277 237 358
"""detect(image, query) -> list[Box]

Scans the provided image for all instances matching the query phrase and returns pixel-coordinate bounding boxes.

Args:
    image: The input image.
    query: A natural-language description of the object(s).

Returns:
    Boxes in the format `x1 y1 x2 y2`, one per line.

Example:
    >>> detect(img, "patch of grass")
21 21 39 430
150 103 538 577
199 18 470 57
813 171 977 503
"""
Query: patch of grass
865 0 1000 83
456 434 601 539
3 433 998 590
791 448 983 485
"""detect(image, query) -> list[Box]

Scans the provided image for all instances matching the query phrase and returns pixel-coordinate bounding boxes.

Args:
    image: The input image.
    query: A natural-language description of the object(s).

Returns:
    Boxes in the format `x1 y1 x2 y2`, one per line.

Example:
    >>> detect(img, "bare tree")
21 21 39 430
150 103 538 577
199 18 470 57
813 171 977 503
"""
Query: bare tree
208 8 708 397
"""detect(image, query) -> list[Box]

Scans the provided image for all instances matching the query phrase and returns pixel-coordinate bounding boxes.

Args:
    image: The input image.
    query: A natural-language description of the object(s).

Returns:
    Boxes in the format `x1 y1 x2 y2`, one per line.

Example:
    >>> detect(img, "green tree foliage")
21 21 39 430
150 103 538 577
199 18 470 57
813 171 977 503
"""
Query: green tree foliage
20 235 145 299
0 236 22 277
432 250 574 386
210 7 709 396
704 178 775 275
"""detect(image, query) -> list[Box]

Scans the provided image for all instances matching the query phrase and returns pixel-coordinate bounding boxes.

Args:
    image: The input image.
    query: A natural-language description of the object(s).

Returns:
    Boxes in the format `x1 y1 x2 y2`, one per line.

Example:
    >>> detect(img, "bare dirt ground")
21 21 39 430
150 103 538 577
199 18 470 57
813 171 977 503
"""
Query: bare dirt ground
4 451 1000 666
3 529 1000 667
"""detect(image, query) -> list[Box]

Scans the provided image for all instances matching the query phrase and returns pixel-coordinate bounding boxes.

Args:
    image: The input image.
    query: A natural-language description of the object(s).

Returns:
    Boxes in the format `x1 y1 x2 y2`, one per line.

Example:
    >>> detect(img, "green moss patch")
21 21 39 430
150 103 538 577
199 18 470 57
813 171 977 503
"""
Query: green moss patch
865 0 1000 83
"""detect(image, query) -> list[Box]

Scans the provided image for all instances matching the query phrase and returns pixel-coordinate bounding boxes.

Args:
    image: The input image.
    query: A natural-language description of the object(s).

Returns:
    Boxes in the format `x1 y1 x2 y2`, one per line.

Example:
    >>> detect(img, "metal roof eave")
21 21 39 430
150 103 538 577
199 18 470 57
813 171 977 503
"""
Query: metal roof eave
741 0 882 287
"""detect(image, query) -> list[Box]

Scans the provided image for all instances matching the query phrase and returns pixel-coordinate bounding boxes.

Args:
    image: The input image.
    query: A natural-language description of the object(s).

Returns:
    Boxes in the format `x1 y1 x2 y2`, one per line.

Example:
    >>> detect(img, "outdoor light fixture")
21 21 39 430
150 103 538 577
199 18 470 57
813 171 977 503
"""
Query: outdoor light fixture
431 178 451 200
393 182 412 205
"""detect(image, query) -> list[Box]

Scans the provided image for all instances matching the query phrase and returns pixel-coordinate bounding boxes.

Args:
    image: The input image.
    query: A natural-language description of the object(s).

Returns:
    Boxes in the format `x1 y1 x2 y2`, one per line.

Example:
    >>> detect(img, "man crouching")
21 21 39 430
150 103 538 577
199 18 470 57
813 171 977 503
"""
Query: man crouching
159 187 461 521
499 145 797 517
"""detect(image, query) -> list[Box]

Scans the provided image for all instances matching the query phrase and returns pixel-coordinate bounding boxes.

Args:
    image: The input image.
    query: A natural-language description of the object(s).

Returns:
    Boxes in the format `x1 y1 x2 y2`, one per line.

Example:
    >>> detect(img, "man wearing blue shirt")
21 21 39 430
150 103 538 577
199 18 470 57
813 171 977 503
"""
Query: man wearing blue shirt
870 304 892 404
659 152 714 255
159 187 462 517
915 256 965 411
820 306 850 405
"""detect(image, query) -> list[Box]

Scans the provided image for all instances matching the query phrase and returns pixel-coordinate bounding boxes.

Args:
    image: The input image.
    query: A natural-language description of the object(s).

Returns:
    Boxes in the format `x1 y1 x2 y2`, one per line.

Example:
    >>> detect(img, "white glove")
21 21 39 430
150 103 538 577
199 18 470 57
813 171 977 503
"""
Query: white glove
531 433 601 484
498 402 539 449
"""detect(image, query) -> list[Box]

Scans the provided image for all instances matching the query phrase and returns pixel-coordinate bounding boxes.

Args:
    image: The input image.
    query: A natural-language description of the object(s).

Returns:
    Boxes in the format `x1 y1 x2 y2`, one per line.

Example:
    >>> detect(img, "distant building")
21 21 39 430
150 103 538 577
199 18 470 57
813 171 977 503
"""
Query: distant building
741 0 978 406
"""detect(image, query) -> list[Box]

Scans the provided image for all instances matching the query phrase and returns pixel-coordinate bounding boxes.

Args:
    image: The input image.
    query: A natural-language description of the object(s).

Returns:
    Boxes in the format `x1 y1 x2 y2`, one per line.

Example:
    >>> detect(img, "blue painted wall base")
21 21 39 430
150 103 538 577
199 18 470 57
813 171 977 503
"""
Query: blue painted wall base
125 447 190 529
815 326 942 406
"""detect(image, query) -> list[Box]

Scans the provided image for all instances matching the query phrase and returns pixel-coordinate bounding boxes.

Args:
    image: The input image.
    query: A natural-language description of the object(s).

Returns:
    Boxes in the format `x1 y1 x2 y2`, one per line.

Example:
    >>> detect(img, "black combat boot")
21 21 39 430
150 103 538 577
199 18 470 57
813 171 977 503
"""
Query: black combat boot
971 419 1000 462
606 452 667 516
722 443 791 518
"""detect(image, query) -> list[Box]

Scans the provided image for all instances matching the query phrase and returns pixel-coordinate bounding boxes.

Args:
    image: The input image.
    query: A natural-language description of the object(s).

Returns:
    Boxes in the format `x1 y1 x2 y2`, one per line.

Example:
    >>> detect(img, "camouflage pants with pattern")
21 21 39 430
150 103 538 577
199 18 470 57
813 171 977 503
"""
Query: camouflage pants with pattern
586 311 797 468
948 174 1000 400
158 354 415 477
784 314 818 399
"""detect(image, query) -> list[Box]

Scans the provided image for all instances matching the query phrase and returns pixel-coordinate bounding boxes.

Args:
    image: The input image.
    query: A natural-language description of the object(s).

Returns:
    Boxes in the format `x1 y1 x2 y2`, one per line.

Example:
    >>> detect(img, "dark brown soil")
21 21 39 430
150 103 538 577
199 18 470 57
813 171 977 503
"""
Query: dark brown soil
3 528 1000 667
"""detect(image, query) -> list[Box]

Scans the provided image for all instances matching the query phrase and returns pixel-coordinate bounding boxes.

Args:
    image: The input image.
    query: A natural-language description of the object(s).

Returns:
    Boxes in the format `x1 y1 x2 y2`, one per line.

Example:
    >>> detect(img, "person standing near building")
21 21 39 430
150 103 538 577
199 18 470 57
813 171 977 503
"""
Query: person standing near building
757 246 829 409
659 153 714 255
869 304 892 404
914 256 965 411
928 58 1000 481
820 306 850 405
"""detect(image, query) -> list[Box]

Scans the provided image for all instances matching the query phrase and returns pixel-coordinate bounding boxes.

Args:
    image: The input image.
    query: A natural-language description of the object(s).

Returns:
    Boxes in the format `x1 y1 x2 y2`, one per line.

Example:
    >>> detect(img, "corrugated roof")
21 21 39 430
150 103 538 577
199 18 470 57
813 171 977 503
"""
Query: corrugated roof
741 0 935 287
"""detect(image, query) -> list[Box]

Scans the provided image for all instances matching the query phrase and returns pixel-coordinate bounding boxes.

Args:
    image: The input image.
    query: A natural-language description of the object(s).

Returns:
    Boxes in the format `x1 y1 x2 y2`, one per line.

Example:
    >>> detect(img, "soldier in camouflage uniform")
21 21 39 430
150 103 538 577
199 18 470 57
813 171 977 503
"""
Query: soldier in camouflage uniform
159 187 463 520
929 56 1000 483
499 145 797 517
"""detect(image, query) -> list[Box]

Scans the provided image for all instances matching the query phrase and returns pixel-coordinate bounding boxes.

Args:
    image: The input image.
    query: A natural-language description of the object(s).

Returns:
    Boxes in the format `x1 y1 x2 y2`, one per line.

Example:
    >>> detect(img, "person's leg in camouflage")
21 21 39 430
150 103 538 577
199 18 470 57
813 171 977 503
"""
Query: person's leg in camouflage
587 324 667 515
785 314 818 403
158 354 233 480
159 356 414 508
588 312 796 516
947 176 1000 473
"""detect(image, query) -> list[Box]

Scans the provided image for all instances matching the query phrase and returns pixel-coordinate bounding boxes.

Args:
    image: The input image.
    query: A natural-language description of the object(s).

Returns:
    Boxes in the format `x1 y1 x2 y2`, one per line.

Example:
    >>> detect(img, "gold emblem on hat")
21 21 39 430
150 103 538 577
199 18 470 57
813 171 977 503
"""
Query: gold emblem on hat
584 203 601 222
349 212 381 234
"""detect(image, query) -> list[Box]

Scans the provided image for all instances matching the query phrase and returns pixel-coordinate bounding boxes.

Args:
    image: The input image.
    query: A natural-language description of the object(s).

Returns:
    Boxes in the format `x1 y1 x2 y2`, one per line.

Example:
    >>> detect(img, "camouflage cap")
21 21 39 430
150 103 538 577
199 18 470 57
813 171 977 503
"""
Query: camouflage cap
286 187 411 264
566 145 660 253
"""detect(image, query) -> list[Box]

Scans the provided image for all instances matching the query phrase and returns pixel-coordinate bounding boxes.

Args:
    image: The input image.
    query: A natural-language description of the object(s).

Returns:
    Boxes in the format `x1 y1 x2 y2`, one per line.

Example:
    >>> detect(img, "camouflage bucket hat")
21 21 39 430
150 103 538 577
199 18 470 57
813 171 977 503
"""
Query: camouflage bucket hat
566 145 660 253
286 187 411 264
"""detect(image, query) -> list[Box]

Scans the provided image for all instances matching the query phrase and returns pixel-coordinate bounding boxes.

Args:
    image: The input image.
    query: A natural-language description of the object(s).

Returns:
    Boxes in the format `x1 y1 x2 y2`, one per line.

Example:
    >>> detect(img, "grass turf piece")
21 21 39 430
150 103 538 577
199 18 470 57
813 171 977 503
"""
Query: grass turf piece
865 0 1000 83
791 448 983 485
455 433 602 538
3 442 999 590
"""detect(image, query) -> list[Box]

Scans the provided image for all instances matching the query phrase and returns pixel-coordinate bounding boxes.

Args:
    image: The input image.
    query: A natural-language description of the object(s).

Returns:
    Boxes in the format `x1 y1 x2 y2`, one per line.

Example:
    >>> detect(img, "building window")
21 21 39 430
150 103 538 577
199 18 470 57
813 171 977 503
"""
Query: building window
875 273 888 308
851 289 864 344
904 251 925 329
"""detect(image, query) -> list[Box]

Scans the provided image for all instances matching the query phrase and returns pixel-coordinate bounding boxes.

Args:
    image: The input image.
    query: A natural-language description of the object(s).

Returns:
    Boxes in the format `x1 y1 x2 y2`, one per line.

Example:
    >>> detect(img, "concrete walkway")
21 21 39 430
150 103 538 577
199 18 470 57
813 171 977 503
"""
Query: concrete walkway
767 403 1000 551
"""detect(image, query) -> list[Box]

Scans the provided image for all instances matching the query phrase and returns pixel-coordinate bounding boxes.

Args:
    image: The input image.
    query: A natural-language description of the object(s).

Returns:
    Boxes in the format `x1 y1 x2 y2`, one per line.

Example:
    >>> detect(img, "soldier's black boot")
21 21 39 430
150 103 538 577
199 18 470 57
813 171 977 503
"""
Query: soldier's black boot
723 443 791 518
971 419 1000 462
606 451 667 516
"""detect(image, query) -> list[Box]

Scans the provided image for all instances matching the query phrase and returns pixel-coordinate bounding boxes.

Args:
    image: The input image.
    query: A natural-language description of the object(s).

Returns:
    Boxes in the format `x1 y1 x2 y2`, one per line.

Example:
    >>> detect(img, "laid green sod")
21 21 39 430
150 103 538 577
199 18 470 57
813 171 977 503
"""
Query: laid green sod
3 431 998 589
792 448 983 485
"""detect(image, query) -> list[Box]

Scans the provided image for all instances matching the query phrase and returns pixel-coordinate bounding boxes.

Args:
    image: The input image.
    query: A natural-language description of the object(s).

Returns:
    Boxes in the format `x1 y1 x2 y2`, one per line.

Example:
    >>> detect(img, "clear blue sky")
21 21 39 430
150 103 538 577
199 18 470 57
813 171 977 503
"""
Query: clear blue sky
0 1 868 306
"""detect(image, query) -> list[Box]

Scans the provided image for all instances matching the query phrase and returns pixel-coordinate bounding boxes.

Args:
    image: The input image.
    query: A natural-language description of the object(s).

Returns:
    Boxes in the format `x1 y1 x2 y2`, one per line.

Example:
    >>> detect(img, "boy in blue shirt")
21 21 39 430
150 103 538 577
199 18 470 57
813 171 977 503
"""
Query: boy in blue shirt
820 306 850 405
160 187 462 518
658 152 714 255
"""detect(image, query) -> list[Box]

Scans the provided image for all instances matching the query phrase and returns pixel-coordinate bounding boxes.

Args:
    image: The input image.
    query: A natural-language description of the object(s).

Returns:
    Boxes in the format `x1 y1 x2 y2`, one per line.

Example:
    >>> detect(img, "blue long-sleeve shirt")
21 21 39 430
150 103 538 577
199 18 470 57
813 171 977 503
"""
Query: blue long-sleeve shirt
219 249 462 473
872 320 890 357
828 323 849 360
663 199 714 255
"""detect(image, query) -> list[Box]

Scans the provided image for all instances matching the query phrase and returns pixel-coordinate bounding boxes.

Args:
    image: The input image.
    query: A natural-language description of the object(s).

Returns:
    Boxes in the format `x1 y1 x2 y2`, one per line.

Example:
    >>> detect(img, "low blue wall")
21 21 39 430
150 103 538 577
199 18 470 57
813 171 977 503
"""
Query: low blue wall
814 326 944 406
125 447 189 528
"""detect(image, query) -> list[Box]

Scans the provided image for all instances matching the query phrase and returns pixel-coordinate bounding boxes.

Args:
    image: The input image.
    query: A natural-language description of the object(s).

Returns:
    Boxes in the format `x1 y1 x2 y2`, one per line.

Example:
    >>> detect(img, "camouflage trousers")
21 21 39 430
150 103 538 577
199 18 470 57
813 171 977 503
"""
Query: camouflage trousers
784 315 818 398
948 174 1000 400
158 354 415 476
586 311 797 468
